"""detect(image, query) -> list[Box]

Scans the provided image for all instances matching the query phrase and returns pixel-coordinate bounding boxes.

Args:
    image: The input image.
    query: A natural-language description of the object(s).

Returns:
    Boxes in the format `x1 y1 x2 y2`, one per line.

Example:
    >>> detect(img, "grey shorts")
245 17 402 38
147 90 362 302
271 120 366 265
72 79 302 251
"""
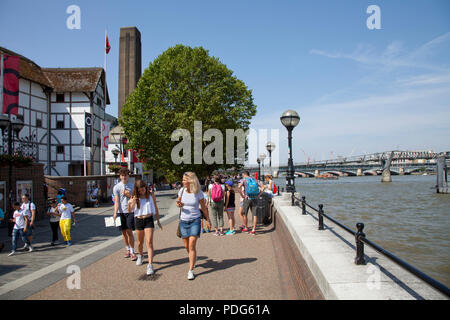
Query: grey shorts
242 198 258 217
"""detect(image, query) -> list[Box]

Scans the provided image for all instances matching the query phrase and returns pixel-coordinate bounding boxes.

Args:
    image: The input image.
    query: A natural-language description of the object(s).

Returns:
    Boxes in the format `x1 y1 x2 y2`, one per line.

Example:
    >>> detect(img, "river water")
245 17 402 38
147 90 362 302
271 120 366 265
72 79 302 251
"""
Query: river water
273 175 450 287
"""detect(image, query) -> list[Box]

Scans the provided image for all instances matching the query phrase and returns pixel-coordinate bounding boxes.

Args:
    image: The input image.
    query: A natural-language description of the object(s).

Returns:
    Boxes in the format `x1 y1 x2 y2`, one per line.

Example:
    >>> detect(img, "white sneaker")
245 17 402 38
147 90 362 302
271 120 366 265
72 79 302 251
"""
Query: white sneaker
136 255 143 266
147 264 154 275
28 246 33 252
187 270 195 280
8 251 15 257
22 244 28 250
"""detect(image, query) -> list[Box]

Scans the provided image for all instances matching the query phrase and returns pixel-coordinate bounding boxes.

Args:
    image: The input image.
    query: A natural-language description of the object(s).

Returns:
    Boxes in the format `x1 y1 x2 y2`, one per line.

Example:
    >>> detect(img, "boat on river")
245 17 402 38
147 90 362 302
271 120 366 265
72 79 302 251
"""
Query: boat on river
316 174 338 180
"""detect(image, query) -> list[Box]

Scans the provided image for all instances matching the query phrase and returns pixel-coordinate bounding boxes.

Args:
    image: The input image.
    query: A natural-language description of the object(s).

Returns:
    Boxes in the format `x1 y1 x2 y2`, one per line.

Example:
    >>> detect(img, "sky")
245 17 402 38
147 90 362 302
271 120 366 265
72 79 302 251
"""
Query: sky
1 0 449 166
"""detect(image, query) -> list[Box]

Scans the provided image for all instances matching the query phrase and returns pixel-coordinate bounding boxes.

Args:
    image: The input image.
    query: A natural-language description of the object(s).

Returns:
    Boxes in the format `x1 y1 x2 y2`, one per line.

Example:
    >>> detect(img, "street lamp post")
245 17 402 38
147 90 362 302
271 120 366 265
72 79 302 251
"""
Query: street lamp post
259 153 266 181
256 157 261 181
266 142 275 173
280 110 300 206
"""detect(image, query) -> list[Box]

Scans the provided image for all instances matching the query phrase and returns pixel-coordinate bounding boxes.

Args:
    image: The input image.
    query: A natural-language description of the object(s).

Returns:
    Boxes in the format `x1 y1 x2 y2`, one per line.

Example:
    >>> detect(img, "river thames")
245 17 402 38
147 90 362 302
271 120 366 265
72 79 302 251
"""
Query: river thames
274 174 450 287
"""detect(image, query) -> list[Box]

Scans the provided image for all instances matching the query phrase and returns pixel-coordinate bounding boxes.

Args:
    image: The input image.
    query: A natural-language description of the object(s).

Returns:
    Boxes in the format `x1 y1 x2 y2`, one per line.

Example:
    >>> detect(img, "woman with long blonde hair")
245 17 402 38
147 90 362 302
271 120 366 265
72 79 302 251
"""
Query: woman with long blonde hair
128 179 162 275
176 172 209 280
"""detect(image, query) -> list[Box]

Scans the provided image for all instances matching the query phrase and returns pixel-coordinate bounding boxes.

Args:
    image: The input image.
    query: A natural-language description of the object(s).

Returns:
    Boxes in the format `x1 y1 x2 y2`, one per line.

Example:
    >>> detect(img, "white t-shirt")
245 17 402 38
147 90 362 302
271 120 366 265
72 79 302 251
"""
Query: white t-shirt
58 203 74 220
13 209 26 230
178 188 204 221
92 188 98 196
48 206 60 222
21 202 36 219
133 196 156 217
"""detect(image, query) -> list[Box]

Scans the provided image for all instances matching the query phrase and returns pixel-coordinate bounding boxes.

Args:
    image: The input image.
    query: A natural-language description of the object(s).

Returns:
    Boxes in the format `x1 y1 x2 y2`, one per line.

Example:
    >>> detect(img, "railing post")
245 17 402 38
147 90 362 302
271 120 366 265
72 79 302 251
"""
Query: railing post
318 204 324 230
355 222 366 265
301 196 306 215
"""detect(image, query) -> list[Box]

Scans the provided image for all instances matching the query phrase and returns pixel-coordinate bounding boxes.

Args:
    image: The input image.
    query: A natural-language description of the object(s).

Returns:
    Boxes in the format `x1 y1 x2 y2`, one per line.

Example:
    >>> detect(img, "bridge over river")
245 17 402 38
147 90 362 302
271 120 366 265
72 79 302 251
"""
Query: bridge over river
247 150 447 178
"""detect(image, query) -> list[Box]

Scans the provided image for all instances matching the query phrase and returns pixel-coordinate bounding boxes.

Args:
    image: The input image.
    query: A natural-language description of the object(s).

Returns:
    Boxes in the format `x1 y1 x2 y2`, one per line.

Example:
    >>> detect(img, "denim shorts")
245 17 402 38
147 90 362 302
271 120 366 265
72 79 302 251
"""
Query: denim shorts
179 218 201 239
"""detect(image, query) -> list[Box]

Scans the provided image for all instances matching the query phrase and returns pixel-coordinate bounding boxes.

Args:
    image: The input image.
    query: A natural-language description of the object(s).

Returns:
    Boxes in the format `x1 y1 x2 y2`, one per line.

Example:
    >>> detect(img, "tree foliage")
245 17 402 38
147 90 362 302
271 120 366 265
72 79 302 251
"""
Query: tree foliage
120 44 257 180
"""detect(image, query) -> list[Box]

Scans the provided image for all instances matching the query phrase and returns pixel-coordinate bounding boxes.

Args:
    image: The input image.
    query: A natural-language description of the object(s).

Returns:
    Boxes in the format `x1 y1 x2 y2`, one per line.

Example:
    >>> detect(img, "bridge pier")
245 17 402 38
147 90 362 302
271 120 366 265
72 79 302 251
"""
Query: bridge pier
399 167 405 176
315 170 320 178
381 169 392 182
357 168 363 176
436 155 448 193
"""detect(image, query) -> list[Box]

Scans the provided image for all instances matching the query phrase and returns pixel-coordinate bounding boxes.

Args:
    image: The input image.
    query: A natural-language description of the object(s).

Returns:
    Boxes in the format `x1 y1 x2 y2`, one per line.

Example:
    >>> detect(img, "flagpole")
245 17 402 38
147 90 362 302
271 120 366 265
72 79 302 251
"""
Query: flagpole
84 112 87 176
102 30 107 176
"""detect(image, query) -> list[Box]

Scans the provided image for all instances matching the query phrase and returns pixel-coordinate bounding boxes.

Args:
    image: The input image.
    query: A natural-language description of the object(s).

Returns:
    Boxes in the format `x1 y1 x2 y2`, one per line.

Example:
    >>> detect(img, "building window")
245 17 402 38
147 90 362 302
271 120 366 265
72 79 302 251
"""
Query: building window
56 120 64 129
36 119 42 128
56 93 65 103
97 138 101 146
57 145 64 154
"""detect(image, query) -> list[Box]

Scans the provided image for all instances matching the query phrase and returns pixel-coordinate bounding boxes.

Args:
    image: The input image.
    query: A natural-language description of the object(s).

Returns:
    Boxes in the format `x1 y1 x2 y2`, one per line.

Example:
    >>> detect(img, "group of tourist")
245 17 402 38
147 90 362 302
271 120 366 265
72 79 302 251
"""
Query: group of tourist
5 192 76 256
5 166 275 282
113 167 275 280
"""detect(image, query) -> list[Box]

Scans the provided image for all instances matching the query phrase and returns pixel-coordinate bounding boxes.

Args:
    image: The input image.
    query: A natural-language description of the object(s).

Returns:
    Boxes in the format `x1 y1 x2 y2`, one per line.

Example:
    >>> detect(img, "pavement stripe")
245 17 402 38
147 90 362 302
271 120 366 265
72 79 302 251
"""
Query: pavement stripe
0 202 179 297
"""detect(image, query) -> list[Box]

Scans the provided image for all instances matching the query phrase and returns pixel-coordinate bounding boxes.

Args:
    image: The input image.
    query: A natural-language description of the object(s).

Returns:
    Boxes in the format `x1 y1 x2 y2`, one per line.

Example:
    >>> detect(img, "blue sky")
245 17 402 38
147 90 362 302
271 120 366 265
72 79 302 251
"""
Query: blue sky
1 0 449 165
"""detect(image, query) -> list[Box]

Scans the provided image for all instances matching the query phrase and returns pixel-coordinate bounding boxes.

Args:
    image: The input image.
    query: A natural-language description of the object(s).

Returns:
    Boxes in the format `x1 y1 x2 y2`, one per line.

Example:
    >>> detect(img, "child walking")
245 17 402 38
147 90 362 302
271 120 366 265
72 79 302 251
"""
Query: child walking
47 200 60 246
58 196 76 246
224 181 236 235
8 202 32 256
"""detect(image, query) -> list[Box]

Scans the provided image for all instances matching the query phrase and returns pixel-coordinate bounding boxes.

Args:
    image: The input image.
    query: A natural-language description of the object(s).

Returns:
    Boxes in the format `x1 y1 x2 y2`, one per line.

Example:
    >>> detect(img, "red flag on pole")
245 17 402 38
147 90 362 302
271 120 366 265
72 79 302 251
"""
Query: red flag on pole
105 35 111 54
2 55 20 115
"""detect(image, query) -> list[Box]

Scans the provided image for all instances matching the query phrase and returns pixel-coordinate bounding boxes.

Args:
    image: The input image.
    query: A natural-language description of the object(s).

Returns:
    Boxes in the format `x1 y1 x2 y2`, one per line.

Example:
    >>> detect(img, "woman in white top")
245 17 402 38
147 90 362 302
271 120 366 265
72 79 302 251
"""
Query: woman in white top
128 180 162 275
176 172 209 280
264 175 274 198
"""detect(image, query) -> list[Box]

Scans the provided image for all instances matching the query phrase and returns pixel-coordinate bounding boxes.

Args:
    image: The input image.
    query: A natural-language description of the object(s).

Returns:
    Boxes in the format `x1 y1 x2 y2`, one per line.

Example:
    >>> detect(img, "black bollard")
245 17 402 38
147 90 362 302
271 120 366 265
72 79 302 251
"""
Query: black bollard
355 223 366 265
301 196 306 215
318 204 324 230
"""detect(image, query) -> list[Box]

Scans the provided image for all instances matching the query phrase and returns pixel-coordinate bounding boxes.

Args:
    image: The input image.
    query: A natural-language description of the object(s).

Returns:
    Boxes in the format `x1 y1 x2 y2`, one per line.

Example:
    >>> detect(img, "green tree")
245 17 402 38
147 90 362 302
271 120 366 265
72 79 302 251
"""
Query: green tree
121 44 257 180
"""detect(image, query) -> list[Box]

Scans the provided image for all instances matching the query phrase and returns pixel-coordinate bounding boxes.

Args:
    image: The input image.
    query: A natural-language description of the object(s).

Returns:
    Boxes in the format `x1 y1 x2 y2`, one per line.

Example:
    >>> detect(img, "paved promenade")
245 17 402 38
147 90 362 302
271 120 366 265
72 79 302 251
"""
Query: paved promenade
0 190 302 300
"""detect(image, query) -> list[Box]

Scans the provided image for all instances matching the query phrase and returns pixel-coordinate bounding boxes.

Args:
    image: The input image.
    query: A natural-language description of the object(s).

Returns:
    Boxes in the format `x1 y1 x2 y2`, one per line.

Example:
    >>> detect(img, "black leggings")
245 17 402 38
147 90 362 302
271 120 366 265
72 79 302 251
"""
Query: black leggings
50 221 59 242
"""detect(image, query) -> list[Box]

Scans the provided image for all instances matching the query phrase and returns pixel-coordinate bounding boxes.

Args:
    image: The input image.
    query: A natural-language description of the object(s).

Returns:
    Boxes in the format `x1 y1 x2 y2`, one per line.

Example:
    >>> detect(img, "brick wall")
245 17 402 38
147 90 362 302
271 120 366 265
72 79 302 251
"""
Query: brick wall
0 163 45 220
44 174 142 208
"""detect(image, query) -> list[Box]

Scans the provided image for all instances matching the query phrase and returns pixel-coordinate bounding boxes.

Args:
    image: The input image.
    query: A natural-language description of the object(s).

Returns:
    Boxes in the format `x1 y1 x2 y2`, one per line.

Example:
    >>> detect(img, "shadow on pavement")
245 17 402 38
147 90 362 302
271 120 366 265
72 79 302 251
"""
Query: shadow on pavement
196 257 258 277
0 264 27 277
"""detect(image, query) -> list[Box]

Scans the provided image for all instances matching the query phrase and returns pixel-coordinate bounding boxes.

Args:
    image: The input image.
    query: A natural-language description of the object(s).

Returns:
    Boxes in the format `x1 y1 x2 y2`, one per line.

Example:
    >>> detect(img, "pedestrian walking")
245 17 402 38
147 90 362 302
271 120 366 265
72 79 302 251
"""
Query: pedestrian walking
8 201 32 256
21 194 36 249
47 200 61 246
224 180 236 235
208 176 225 236
238 171 263 235
201 185 211 233
128 180 162 275
113 168 137 261
176 172 209 280
58 196 76 246
90 184 99 208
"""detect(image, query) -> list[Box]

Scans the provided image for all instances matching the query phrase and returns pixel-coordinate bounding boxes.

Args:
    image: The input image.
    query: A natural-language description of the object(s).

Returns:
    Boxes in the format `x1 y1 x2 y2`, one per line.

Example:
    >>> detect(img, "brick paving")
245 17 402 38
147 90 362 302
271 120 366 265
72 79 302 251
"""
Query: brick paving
1 190 306 300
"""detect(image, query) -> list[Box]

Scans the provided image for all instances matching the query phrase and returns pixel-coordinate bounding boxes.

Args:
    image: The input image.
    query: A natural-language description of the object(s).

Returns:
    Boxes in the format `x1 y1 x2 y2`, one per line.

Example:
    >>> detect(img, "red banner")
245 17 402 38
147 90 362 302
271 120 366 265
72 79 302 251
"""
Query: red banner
2 55 20 115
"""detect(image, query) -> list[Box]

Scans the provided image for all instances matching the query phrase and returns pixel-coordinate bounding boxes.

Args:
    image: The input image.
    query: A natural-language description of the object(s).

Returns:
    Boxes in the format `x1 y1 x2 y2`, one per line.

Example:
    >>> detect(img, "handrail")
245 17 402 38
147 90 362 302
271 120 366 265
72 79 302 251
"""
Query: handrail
292 195 450 298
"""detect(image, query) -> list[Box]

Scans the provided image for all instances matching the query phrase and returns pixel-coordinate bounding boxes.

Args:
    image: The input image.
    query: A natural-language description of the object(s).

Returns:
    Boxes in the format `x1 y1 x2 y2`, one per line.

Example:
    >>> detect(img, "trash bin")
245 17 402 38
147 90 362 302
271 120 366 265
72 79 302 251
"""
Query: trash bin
256 192 272 225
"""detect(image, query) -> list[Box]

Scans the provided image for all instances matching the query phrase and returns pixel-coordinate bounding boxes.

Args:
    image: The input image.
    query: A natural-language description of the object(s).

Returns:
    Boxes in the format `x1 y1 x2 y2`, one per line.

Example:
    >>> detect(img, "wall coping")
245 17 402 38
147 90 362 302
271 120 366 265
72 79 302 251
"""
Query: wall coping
273 193 447 300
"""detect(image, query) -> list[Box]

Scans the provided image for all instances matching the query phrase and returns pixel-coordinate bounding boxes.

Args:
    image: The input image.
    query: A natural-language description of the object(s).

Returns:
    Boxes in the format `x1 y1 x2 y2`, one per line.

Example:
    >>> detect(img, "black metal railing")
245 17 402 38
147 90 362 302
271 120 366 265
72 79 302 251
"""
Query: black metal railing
288 194 450 298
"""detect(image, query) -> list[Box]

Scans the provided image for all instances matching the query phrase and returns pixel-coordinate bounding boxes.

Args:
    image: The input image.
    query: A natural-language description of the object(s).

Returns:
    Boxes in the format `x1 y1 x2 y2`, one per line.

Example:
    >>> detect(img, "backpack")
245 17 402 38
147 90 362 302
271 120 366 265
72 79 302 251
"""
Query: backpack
245 177 260 197
211 184 224 202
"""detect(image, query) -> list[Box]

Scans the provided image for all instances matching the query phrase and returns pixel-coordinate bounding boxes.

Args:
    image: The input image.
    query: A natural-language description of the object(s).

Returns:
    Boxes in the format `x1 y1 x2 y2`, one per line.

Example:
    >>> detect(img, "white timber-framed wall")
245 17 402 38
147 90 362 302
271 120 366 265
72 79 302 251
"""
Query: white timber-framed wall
50 77 107 176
